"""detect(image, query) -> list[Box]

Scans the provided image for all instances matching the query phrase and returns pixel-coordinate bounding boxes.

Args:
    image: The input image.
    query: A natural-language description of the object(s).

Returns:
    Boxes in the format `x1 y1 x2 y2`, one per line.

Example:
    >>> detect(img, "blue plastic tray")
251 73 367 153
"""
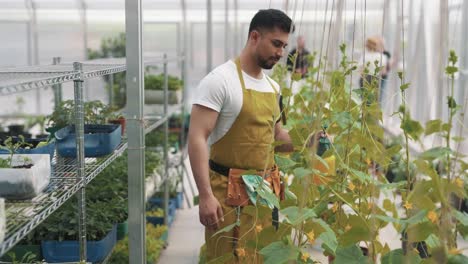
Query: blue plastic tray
55 124 121 157
41 225 117 263
0 139 55 160
147 197 177 216
146 214 174 227
175 192 183 209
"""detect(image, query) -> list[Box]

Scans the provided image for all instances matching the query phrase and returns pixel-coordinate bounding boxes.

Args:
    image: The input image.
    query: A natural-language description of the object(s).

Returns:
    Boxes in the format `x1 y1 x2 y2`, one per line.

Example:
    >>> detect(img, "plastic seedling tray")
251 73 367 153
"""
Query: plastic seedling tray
0 154 50 200
55 124 121 158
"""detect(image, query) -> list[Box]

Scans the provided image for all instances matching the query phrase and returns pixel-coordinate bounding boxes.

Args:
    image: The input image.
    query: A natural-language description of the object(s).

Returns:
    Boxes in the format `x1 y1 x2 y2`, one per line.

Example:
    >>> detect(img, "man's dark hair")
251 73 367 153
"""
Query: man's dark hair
248 9 294 36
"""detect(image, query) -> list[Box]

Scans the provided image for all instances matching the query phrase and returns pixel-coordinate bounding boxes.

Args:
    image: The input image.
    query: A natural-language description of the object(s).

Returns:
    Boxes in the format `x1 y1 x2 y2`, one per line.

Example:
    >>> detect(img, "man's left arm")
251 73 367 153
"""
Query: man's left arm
274 122 294 152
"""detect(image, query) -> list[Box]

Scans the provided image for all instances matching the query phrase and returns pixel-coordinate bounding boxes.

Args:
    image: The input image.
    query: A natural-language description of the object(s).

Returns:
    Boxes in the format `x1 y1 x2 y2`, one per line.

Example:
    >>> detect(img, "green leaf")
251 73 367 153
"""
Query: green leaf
447 96 457 109
425 234 441 248
425 119 443 136
291 73 303 81
381 249 422 264
452 136 465 143
332 111 353 129
340 215 371 246
401 118 424 140
282 88 292 97
406 221 434 242
256 184 280 209
334 245 370 264
404 210 428 226
274 155 296 170
400 83 411 91
315 219 338 253
454 211 468 226
293 167 314 179
398 71 404 80
445 66 458 75
259 241 300 264
348 168 372 183
280 206 316 225
284 189 297 200
211 222 239 237
420 147 452 160
448 254 468 264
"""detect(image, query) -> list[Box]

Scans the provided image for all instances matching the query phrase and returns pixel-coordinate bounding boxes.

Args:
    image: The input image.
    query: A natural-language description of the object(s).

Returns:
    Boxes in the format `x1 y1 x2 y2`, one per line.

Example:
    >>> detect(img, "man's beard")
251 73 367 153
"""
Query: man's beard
256 54 281 70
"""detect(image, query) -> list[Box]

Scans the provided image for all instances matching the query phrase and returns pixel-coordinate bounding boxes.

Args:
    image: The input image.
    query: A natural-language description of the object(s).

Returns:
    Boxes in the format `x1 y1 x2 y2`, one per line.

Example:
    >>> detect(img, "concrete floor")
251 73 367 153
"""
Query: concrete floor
158 207 204 264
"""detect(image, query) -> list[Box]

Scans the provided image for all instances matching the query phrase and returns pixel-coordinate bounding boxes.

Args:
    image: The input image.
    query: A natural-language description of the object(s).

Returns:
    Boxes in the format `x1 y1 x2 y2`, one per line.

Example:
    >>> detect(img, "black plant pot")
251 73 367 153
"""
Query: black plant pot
8 124 25 136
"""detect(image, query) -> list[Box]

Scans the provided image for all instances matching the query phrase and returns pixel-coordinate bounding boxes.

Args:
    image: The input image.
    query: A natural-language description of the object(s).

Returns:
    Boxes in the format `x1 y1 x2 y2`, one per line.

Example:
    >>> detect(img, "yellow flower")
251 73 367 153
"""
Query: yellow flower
301 252 310 262
454 178 464 188
255 224 263 233
449 248 462 255
283 175 289 185
306 231 315 244
331 202 339 213
403 201 413 210
348 182 356 191
427 211 438 224
235 247 246 257
345 224 352 232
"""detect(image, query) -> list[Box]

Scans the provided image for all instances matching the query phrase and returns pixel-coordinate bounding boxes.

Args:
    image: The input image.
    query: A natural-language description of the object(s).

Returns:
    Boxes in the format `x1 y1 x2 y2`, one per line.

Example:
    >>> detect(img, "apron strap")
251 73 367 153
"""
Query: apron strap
266 76 279 95
235 57 247 91
235 57 279 95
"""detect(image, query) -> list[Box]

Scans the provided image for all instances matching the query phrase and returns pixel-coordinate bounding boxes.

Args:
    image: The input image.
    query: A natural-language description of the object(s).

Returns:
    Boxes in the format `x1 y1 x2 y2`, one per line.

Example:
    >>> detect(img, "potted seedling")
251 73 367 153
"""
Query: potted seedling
0 136 50 199
7 96 28 137
108 112 126 136
144 74 183 105
38 199 117 263
26 115 49 139
48 100 122 157
108 223 167 264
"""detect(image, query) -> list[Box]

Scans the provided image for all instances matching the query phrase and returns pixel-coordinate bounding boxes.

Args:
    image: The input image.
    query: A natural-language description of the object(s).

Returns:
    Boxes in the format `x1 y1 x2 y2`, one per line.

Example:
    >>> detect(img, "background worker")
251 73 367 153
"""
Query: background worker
287 35 310 78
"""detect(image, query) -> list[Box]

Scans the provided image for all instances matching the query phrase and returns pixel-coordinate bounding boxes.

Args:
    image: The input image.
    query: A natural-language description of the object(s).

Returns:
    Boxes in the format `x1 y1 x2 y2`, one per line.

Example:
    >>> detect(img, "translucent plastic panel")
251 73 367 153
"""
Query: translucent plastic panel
0 22 29 67
34 0 77 9
37 22 84 64
143 23 180 57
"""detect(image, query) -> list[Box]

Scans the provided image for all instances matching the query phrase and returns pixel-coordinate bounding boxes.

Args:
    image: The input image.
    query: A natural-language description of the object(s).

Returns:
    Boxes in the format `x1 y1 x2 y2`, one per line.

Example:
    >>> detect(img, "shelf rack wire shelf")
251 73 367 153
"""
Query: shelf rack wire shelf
0 56 185 258
0 56 184 95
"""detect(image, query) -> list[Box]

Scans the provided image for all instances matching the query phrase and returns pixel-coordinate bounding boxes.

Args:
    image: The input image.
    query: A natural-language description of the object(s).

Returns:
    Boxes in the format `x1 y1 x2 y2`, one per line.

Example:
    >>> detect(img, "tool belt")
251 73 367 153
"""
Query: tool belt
209 160 284 207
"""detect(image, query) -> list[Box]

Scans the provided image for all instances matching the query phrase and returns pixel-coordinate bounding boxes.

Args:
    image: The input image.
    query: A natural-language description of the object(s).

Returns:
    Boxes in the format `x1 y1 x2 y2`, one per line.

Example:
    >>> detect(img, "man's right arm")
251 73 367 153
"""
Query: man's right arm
188 104 224 230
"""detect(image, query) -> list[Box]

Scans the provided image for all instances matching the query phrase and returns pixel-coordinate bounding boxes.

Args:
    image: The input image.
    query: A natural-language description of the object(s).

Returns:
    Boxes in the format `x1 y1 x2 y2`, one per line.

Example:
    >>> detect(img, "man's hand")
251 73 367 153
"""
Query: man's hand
199 194 224 230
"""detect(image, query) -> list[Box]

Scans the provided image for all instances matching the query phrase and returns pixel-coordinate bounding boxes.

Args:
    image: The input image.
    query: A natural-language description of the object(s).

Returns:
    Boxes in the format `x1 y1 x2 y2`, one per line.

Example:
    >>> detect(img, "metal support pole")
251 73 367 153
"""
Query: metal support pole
109 74 114 108
459 0 468 133
180 54 190 208
224 0 230 61
125 0 146 263
78 0 89 100
163 54 170 225
26 22 32 66
52 57 63 109
73 62 87 262
26 0 41 112
233 0 238 55
437 0 449 120
207 0 213 74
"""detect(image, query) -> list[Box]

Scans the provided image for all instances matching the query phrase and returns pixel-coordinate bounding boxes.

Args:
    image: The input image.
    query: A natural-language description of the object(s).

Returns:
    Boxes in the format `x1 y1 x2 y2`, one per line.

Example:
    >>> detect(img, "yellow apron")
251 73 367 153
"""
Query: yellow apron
204 58 280 263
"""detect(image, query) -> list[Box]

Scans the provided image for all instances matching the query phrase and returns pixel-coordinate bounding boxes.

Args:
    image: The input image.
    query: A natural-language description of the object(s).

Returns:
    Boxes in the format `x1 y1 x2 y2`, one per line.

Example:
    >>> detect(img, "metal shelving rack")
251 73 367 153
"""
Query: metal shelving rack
0 53 186 261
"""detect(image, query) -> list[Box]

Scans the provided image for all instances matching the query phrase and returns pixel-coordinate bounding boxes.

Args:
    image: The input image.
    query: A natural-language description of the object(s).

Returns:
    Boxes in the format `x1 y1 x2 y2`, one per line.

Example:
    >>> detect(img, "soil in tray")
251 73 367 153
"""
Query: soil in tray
12 164 34 169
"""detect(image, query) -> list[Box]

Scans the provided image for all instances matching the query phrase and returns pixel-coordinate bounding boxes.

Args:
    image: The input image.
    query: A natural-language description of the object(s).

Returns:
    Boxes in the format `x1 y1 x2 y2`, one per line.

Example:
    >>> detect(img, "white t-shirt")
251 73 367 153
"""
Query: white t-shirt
192 60 280 145
359 51 388 75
